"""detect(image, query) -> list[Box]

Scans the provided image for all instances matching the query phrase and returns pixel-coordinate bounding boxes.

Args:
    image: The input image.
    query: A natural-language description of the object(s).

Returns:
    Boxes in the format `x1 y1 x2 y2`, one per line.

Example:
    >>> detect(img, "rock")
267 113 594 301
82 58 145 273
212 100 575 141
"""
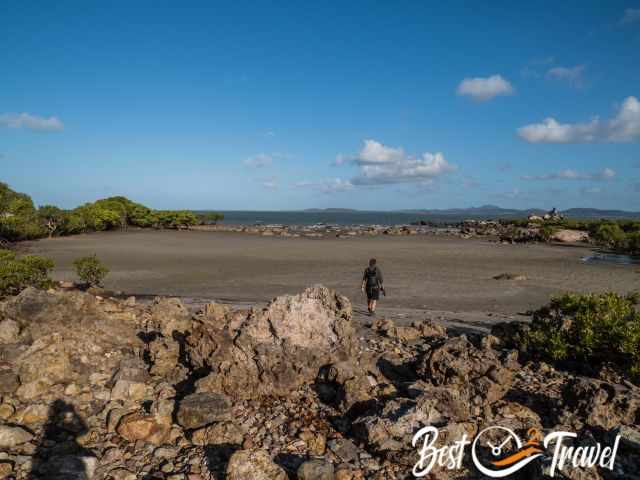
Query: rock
0 404 14 421
316 361 374 413
493 273 527 281
298 430 327 456
176 392 232 429
110 380 152 402
116 413 171 445
0 319 19 344
190 421 244 446
297 459 335 480
614 425 640 453
419 335 516 407
551 229 588 243
0 462 12 478
225 449 287 480
149 297 192 337
148 336 188 382
0 371 19 394
0 425 33 448
413 319 447 338
12 404 49 425
191 286 355 399
563 378 640 430
327 438 360 464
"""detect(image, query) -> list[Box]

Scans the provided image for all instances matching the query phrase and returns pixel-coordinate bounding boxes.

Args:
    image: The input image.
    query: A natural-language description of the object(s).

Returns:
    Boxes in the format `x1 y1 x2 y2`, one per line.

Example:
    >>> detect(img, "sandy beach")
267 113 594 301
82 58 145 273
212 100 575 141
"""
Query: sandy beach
23 229 639 333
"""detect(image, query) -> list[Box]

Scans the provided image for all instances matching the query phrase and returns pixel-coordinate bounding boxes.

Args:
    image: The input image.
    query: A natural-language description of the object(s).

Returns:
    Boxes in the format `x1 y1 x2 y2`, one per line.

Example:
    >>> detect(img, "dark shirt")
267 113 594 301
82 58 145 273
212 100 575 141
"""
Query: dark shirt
363 266 383 288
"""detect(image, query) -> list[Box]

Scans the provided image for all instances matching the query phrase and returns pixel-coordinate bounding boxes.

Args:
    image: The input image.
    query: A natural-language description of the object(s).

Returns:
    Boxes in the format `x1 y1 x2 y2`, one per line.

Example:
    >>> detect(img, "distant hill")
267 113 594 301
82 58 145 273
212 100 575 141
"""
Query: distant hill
397 205 640 219
299 206 640 220
303 208 359 212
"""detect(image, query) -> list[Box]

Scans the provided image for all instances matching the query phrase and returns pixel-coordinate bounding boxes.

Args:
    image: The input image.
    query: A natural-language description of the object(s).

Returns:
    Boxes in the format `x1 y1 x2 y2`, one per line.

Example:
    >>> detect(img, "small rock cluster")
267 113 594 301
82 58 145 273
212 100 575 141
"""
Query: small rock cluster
0 285 638 479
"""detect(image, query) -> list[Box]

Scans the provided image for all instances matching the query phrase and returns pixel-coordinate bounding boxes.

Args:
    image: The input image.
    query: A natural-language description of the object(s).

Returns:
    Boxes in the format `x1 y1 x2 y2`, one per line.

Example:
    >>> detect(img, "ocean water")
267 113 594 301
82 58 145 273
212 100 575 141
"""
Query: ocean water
214 211 460 226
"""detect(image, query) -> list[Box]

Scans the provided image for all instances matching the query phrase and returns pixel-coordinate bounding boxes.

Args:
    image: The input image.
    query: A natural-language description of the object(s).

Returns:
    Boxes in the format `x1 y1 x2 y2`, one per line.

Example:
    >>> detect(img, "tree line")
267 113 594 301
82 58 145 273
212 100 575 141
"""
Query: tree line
0 181 224 242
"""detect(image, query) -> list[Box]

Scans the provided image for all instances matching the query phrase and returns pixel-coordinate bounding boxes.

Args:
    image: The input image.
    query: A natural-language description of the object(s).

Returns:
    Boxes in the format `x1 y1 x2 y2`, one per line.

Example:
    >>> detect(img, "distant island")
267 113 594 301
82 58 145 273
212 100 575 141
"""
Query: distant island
302 205 640 220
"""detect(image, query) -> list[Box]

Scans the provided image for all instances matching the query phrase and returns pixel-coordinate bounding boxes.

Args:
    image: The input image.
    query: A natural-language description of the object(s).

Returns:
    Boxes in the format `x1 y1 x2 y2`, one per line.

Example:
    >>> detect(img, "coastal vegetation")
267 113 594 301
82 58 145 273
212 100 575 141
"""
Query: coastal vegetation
0 181 223 243
504 217 640 254
499 292 640 379
73 254 109 287
0 249 54 297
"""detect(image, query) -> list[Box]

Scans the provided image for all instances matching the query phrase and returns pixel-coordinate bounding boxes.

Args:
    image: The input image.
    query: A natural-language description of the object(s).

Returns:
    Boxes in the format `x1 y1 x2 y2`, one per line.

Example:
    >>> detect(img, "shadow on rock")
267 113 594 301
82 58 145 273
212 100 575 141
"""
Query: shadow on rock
204 443 241 480
27 400 96 480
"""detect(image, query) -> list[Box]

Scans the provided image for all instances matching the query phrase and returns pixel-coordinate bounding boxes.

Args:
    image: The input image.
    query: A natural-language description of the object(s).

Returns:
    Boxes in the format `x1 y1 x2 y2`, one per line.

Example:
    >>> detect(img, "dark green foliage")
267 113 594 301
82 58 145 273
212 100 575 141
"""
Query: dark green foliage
0 182 46 241
73 254 109 286
538 225 556 243
0 249 54 296
0 181 225 243
38 205 67 238
153 210 199 229
195 212 225 225
592 222 626 250
520 292 640 378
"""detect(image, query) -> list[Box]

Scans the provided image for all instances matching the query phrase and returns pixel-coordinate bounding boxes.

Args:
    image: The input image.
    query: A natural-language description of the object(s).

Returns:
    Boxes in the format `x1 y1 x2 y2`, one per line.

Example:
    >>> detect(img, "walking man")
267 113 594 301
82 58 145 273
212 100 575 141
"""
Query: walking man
361 258 384 316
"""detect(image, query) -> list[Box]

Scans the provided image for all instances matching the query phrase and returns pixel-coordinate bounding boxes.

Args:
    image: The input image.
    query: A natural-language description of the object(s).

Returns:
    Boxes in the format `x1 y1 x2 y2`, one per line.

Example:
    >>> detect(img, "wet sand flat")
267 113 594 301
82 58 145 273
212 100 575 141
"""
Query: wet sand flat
24 230 638 324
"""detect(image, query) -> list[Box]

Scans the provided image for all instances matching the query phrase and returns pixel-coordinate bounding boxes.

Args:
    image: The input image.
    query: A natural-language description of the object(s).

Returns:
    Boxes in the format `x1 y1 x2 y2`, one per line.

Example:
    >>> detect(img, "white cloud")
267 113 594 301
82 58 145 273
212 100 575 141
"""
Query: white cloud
517 117 600 143
621 8 640 24
294 178 353 193
456 75 514 101
518 96 640 143
546 65 585 87
0 112 64 132
244 153 273 168
521 168 616 181
608 96 640 141
581 187 603 195
344 140 456 186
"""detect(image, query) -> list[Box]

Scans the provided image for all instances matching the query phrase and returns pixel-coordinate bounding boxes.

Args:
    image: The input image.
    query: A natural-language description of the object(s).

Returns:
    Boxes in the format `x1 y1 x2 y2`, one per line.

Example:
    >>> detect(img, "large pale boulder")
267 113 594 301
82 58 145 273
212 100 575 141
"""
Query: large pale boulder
551 229 588 243
189 286 355 399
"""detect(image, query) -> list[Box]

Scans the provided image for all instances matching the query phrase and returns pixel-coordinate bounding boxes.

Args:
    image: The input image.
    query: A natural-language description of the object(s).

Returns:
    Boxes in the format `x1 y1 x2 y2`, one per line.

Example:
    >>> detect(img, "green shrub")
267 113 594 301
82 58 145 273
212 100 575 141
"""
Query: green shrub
73 254 109 286
522 292 640 378
0 250 55 296
539 225 556 243
593 223 626 250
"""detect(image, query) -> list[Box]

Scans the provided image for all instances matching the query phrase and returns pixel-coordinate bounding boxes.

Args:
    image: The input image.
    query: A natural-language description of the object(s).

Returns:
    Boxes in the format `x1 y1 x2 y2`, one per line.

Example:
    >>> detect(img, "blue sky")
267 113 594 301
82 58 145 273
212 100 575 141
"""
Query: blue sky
1 1 639 211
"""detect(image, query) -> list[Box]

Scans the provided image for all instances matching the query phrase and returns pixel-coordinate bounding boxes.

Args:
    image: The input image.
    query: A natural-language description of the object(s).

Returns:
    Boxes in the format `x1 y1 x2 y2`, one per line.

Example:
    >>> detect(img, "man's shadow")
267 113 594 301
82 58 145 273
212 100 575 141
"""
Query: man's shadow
28 400 95 480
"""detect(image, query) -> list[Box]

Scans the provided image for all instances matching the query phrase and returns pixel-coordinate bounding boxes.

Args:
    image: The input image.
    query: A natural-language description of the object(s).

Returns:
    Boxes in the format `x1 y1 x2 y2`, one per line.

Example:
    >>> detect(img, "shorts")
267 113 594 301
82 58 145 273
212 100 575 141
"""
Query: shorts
366 286 380 300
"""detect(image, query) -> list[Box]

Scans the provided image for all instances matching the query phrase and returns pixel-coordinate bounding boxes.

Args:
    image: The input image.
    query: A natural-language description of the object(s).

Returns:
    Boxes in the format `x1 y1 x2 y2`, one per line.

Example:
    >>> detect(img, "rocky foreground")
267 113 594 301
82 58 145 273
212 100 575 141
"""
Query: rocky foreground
0 286 638 479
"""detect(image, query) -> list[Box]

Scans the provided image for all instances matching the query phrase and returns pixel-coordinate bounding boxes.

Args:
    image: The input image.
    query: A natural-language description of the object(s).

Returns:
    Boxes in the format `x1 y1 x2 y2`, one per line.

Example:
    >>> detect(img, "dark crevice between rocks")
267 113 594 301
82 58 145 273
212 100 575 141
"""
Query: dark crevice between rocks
274 452 307 479
204 443 241 480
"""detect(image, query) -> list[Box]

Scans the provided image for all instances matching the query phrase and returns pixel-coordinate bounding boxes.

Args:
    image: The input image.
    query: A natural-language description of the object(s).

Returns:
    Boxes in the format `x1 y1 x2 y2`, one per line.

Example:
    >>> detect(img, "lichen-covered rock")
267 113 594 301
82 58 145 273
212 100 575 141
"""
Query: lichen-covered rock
225 449 287 480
